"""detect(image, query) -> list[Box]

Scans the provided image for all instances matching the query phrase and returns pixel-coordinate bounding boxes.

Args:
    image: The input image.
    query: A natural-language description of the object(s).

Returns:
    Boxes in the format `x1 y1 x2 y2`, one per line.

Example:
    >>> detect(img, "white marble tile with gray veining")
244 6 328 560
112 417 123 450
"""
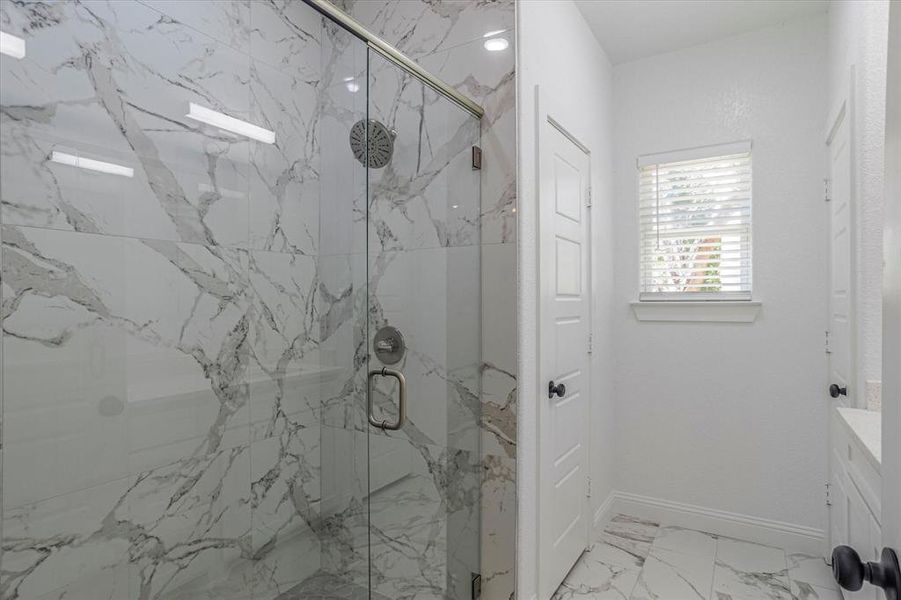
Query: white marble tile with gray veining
601 514 661 564
558 517 842 600
553 541 644 600
1 1 253 247
713 538 792 600
631 546 715 600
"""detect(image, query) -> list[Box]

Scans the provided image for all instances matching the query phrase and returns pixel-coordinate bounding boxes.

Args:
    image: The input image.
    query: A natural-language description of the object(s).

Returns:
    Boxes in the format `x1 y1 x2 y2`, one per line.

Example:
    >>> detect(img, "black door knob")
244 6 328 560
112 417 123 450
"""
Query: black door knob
548 381 566 399
833 546 866 591
832 545 901 600
830 383 848 398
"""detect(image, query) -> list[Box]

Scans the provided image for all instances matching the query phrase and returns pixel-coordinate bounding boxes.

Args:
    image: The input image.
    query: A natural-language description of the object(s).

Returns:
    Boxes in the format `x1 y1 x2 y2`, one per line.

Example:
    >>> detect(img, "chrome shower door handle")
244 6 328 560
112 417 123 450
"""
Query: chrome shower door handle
367 367 407 431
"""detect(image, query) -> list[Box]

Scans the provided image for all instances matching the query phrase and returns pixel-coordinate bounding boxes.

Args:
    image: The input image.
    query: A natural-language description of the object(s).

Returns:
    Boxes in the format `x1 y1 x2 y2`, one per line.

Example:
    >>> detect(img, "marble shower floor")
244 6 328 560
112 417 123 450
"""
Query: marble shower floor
275 571 391 600
553 514 842 600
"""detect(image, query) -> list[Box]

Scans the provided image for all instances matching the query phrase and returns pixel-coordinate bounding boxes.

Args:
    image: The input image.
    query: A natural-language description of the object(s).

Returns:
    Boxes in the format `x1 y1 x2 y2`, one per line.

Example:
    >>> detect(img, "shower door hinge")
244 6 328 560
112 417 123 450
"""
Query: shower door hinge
824 178 832 202
471 573 482 600
472 146 482 170
825 330 832 354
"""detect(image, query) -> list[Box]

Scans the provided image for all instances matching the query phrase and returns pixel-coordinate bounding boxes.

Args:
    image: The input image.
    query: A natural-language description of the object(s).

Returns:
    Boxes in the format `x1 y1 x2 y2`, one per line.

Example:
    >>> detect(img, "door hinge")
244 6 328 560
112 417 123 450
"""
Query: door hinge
472 146 482 171
825 482 832 506
824 178 831 202
587 333 593 355
587 186 592 208
471 573 482 600
587 476 592 498
825 330 832 354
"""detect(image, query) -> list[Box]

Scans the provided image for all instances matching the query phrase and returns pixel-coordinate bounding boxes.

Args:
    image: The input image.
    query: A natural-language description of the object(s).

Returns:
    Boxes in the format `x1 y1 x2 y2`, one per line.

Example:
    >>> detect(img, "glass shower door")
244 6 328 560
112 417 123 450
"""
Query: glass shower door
364 50 482 600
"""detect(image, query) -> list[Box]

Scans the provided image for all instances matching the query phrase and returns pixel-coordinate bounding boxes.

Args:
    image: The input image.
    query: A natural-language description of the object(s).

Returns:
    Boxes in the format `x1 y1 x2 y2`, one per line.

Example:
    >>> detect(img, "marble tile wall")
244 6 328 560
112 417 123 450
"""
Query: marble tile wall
0 1 369 598
330 2 518 598
1 0 505 599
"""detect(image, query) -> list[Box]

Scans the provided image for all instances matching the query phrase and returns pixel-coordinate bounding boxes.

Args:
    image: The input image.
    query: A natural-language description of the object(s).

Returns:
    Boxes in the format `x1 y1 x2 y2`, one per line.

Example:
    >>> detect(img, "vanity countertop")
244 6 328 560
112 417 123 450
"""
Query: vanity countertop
836 406 881 469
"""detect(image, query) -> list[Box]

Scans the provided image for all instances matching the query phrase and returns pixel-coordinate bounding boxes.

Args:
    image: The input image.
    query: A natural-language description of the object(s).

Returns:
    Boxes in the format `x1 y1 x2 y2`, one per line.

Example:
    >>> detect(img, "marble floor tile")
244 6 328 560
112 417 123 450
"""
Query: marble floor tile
785 554 840 592
713 538 791 600
273 570 391 600
601 514 661 565
556 517 836 600
653 525 718 561
552 542 642 600
630 546 715 600
789 580 843 600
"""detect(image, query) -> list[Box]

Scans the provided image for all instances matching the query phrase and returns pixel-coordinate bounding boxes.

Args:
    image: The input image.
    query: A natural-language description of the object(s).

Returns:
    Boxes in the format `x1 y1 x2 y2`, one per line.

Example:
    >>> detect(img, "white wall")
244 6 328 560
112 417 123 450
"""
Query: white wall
517 1 615 598
611 16 830 530
827 0 890 408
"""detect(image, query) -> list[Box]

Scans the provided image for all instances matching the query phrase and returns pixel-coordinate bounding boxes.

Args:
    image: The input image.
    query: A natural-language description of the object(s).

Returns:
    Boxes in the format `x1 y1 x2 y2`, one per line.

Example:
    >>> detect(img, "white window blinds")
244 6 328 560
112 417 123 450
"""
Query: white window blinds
638 142 752 301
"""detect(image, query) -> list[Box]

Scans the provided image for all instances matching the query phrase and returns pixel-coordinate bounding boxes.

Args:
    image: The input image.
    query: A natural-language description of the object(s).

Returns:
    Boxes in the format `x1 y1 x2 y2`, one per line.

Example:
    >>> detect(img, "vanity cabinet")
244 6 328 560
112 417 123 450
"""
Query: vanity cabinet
830 408 882 600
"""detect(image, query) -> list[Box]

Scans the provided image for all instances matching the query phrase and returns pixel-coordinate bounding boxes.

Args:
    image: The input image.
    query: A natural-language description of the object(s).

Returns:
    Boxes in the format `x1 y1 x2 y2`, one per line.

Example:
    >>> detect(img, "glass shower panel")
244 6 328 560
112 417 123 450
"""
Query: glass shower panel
0 1 368 599
365 49 482 600
314 12 372 600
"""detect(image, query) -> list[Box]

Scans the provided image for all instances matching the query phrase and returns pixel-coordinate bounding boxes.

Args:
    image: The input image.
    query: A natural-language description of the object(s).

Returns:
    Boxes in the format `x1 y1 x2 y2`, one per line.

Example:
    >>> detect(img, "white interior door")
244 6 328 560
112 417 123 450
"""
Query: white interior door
826 92 854 563
538 109 592 600
882 0 901 563
827 96 853 409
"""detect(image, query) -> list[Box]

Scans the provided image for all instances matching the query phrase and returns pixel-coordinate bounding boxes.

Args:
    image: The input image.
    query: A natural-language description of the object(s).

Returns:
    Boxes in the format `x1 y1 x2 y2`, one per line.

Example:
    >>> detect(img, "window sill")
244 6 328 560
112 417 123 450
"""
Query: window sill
630 301 762 323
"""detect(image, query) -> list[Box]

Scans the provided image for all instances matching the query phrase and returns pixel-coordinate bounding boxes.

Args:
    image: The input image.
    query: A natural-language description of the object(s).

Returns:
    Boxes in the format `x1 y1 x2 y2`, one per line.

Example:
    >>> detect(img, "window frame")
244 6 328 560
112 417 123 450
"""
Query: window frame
636 140 754 303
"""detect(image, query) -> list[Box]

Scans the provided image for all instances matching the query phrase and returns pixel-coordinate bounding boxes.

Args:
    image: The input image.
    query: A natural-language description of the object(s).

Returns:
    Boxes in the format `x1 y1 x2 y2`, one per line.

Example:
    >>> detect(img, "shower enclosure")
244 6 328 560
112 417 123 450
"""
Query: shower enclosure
0 1 482 598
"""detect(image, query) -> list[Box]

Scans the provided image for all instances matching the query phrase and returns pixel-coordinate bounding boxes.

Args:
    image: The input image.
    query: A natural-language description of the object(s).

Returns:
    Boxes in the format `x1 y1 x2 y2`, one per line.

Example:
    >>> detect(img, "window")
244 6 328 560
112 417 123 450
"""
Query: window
638 141 752 301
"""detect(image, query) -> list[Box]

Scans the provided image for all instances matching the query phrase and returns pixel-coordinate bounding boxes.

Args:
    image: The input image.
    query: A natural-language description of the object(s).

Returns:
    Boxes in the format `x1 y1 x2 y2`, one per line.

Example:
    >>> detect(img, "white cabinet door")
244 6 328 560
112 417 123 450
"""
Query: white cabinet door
844 475 880 600
831 463 849 548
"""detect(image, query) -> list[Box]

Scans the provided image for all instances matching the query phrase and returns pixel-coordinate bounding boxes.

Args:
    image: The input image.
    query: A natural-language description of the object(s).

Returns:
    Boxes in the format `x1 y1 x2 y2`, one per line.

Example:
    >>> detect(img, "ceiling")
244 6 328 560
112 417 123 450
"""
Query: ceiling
574 0 829 65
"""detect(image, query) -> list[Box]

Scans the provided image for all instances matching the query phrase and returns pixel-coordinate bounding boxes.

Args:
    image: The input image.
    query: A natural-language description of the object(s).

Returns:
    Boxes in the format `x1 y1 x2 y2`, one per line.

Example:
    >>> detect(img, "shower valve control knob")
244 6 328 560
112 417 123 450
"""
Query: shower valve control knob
832 545 900 600
829 383 848 398
548 381 566 399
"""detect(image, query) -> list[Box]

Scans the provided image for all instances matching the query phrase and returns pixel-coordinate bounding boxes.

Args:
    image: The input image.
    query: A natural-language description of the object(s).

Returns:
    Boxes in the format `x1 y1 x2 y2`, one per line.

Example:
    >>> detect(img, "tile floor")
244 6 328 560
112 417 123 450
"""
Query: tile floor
553 514 843 600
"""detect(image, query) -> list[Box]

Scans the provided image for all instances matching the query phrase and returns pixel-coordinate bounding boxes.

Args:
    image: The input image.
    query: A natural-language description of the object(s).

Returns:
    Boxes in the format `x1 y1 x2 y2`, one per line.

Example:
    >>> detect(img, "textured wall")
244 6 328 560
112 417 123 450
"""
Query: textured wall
611 15 831 531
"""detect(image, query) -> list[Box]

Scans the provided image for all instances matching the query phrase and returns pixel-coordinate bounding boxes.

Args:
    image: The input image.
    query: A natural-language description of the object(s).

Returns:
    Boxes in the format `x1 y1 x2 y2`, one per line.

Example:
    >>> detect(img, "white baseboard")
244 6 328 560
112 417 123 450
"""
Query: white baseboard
600 491 825 555
593 491 616 530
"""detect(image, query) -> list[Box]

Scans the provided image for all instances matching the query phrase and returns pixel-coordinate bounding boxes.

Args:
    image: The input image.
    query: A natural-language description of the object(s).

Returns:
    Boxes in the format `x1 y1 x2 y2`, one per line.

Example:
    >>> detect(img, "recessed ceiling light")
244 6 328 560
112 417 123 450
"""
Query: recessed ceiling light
50 150 134 178
0 31 26 59
483 37 509 52
185 102 275 144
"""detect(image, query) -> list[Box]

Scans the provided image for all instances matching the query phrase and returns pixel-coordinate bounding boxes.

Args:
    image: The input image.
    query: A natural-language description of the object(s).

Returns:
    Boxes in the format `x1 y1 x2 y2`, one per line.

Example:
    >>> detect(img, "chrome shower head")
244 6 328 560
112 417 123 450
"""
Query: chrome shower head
349 119 396 169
